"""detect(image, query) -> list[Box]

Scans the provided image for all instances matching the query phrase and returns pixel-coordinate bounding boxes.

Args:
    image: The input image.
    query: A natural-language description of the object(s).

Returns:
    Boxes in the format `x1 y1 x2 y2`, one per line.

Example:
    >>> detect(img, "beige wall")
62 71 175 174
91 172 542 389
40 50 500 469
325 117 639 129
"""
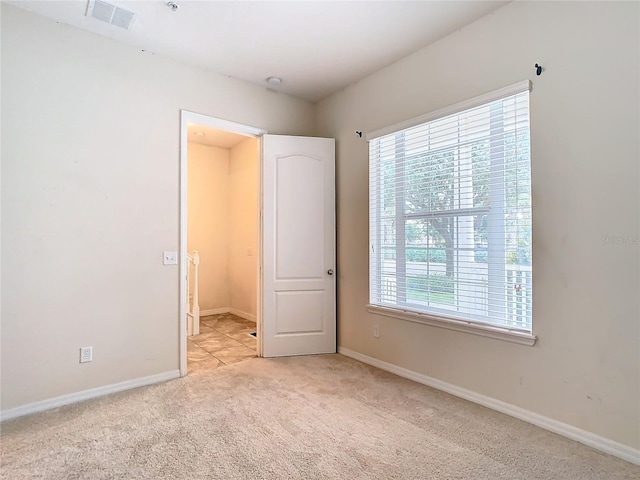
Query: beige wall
0 5 314 411
228 138 259 320
187 143 229 311
317 1 639 449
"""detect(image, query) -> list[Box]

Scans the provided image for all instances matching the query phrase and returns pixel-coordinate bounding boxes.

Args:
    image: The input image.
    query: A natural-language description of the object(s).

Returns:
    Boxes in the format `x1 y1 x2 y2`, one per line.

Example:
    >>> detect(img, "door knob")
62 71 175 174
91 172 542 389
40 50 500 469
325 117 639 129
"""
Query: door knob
327 269 334 275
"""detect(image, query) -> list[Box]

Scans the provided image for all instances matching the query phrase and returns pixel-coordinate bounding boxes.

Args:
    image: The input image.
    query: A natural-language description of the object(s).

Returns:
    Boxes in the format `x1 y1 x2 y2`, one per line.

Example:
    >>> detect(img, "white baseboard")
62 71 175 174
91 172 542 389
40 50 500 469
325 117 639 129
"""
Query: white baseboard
338 347 640 466
200 307 256 323
228 308 256 322
200 308 229 316
0 370 180 422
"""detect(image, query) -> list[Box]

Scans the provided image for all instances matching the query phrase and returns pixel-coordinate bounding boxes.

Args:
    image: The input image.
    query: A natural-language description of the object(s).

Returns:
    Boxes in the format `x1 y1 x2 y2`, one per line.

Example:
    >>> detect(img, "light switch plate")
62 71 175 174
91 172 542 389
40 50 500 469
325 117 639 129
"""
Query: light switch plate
163 251 178 265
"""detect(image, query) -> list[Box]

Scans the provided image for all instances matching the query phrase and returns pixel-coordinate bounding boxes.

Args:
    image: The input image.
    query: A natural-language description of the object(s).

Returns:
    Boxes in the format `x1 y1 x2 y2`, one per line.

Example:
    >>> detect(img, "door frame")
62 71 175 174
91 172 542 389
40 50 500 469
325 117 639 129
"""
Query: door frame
179 110 267 377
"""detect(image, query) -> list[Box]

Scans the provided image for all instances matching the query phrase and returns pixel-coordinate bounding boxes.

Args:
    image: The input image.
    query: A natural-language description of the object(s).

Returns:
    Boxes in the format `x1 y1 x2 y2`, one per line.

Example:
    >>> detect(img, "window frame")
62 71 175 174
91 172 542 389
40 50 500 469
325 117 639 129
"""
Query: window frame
367 81 536 346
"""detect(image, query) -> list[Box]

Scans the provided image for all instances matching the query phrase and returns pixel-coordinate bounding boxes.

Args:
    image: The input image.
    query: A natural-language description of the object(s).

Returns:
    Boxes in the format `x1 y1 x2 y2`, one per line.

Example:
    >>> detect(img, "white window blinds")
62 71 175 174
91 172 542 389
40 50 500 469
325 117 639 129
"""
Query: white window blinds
369 81 532 332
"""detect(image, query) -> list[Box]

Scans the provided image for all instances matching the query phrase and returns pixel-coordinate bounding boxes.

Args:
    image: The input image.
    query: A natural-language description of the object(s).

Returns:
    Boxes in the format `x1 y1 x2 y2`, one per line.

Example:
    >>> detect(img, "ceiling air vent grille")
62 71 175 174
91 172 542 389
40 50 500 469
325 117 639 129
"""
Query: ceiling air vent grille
87 0 136 30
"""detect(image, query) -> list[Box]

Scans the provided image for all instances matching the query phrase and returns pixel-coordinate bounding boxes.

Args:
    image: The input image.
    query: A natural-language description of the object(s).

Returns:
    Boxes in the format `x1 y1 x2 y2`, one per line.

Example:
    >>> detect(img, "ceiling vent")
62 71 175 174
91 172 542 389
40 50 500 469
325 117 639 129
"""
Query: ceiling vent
87 1 136 30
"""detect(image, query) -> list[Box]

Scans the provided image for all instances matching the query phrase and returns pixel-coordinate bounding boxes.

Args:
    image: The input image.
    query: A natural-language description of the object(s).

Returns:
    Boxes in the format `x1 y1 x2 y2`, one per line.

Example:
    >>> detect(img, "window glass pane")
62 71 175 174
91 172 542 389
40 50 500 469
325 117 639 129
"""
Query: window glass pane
404 151 455 215
471 141 490 209
380 217 396 260
405 219 454 307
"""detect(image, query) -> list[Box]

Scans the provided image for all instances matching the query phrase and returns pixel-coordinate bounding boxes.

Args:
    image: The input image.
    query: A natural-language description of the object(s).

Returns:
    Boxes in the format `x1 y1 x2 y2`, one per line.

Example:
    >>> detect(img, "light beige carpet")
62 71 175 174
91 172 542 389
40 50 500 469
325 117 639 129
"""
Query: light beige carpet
1 354 638 479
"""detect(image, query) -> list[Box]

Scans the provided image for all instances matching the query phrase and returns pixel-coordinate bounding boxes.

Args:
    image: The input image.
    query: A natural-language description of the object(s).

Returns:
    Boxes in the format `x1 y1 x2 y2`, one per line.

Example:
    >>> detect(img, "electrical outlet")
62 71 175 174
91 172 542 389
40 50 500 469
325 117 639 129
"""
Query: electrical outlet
373 325 380 338
80 346 93 363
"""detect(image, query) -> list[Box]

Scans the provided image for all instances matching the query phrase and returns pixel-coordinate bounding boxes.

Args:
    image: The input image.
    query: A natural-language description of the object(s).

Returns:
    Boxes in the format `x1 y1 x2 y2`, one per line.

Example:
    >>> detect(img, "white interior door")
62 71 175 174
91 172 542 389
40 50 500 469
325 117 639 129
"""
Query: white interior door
262 134 336 357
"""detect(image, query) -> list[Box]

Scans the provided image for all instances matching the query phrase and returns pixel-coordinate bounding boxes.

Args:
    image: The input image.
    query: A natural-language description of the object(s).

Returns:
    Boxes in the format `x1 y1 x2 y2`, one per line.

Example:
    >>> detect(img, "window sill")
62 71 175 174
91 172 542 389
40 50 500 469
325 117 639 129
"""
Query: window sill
366 304 537 346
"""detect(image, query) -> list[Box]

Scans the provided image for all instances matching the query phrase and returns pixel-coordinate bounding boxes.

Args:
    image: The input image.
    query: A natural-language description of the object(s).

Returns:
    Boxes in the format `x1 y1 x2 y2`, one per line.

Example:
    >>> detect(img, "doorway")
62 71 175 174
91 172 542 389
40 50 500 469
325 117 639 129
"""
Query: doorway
179 111 266 376
180 112 337 376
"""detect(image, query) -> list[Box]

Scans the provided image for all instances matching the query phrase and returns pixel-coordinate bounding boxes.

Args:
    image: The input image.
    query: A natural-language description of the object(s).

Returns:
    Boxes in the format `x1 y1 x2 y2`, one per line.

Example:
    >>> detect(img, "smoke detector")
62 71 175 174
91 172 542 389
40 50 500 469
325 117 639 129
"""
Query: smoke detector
86 1 136 30
266 77 282 86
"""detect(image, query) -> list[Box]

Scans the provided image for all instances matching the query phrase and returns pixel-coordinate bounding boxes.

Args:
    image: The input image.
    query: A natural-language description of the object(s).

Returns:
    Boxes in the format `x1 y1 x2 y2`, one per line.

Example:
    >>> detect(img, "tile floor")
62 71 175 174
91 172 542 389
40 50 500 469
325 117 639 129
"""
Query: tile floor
187 313 257 374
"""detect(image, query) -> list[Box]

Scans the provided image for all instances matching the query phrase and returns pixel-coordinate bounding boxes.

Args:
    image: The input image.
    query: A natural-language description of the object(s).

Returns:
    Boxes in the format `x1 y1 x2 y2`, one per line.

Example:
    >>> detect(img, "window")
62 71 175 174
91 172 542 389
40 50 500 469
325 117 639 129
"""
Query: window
368 81 533 338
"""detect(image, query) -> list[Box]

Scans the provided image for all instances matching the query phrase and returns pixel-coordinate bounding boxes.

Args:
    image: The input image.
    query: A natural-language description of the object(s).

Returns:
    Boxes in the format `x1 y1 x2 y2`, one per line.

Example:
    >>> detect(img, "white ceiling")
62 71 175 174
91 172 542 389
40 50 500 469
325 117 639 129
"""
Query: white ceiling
8 0 508 102
187 124 249 149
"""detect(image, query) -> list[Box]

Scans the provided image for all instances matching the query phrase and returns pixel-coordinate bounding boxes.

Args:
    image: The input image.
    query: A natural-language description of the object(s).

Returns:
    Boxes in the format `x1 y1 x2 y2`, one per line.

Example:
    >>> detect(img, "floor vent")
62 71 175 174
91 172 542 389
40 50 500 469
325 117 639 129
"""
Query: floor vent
87 0 136 30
